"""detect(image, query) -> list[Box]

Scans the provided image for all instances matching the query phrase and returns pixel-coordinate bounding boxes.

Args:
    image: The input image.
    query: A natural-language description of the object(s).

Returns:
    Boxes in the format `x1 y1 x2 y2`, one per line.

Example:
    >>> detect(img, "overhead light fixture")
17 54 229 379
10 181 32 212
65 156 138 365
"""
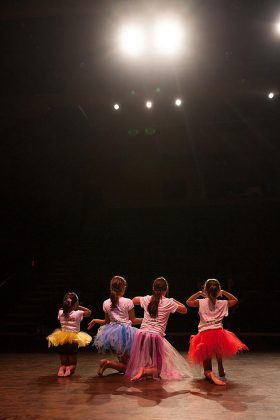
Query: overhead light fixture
175 98 182 106
145 100 153 108
119 25 145 57
153 19 184 55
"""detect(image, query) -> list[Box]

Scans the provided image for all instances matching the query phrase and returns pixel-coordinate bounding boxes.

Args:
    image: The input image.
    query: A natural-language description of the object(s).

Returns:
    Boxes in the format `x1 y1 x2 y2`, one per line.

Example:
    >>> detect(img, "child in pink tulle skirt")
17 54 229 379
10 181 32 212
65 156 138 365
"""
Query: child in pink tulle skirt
125 277 191 381
186 279 248 385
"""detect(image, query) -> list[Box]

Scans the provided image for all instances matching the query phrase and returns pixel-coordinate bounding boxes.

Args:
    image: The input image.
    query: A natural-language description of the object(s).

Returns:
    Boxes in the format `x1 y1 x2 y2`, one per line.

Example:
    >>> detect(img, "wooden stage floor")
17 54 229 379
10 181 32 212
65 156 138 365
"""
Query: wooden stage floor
0 351 279 420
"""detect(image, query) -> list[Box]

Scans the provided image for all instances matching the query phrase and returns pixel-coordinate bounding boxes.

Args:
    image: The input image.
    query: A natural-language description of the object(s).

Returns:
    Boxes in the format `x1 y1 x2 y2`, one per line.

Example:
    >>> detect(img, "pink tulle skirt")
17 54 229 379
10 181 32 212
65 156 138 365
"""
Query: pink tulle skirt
188 328 248 365
125 331 191 380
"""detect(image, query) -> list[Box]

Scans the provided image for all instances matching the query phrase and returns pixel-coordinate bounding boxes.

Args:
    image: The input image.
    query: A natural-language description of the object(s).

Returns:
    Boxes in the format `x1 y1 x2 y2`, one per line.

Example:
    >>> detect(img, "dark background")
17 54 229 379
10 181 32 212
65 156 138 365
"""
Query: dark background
0 0 279 350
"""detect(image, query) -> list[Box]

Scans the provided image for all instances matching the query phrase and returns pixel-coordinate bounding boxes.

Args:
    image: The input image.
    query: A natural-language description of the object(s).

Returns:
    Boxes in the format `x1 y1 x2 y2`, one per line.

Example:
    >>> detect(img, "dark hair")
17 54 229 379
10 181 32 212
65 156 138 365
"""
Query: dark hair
62 292 79 317
204 279 221 304
110 276 127 309
148 277 168 318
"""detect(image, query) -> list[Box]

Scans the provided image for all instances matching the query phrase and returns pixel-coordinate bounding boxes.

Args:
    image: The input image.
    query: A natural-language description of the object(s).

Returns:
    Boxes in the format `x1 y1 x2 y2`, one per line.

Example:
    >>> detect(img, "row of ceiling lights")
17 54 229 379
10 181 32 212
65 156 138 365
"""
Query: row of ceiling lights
113 98 183 110
112 92 278 110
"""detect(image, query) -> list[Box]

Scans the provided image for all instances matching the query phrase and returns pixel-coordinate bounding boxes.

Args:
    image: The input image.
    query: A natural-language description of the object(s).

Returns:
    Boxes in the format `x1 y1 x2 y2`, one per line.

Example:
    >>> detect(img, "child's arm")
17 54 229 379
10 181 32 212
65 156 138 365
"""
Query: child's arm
78 306 91 317
87 313 110 330
132 297 141 306
220 290 238 308
128 308 142 325
186 291 204 307
173 299 188 314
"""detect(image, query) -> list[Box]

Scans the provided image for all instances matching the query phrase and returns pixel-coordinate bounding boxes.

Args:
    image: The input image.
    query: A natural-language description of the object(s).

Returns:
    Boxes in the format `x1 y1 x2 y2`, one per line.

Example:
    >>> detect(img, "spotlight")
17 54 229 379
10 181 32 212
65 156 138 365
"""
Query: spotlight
175 98 182 106
113 103 120 110
154 19 184 55
146 100 153 109
268 92 275 99
119 25 145 56
276 21 280 34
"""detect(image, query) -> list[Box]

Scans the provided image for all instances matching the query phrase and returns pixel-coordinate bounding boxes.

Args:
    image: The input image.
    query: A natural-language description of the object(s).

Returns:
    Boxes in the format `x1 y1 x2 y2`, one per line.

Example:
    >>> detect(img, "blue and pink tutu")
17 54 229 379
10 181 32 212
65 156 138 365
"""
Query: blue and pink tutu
188 328 248 365
125 331 191 380
93 322 138 359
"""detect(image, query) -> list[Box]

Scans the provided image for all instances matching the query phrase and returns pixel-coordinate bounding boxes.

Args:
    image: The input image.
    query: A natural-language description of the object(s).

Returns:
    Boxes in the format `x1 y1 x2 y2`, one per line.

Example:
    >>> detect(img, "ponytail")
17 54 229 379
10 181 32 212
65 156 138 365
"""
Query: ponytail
148 277 168 318
110 290 119 309
204 279 221 305
148 290 161 318
110 276 127 309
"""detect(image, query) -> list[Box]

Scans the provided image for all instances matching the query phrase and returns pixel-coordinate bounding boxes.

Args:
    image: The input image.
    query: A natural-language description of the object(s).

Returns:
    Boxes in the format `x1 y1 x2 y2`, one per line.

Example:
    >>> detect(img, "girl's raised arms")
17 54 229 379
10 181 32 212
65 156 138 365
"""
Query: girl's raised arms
173 299 188 314
186 290 238 308
219 290 238 308
78 305 92 317
132 296 187 314
186 291 205 307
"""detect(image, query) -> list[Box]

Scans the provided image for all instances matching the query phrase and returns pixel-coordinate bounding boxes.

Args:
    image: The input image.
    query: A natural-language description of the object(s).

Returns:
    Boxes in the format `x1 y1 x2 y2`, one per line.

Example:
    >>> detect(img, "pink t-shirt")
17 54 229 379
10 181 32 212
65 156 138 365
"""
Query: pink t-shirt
103 297 134 324
58 309 84 332
198 298 228 332
139 295 178 337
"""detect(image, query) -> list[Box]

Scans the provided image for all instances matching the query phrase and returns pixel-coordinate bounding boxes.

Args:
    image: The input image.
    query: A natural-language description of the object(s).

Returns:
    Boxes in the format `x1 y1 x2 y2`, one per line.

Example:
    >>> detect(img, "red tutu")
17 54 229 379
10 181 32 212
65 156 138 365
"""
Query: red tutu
188 328 248 365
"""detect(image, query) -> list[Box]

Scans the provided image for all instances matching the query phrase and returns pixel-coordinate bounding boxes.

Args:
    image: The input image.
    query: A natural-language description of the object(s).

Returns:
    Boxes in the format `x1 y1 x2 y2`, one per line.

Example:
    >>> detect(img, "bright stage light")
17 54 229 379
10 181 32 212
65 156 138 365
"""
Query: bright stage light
113 103 120 110
119 25 145 56
268 92 275 99
146 100 153 109
175 98 182 106
154 20 184 55
276 21 280 34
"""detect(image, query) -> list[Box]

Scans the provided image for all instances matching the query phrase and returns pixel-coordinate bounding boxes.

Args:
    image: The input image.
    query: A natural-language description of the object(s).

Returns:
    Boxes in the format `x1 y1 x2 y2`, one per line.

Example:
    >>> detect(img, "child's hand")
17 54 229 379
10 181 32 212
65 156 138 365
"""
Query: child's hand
218 290 224 297
87 320 96 330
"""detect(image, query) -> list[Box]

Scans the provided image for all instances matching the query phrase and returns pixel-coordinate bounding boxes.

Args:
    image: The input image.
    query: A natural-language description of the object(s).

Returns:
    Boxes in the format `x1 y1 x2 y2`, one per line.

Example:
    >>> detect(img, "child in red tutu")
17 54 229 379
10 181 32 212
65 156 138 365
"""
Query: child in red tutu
186 279 248 385
125 277 191 381
47 292 92 377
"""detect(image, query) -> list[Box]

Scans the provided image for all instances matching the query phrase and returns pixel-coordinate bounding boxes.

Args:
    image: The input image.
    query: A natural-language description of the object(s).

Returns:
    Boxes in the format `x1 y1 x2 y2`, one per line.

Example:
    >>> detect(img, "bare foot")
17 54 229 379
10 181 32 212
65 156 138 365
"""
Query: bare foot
205 371 226 386
57 366 65 377
98 359 109 376
64 366 72 377
131 368 145 381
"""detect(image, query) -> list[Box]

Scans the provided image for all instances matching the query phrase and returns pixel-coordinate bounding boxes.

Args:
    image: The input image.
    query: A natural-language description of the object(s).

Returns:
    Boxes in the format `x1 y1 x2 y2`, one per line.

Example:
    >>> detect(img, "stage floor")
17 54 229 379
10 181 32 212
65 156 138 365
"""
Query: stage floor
0 352 279 420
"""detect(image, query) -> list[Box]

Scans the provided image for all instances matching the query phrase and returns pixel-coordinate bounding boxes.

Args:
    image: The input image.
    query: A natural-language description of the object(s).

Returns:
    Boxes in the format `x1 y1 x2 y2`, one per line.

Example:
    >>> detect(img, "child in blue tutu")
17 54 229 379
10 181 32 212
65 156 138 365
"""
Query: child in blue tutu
47 292 92 377
88 276 142 375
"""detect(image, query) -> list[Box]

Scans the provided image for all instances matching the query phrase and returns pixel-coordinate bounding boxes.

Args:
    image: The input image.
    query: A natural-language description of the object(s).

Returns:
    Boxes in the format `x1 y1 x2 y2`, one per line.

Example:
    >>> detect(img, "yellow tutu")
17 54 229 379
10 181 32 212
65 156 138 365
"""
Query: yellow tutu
47 329 92 348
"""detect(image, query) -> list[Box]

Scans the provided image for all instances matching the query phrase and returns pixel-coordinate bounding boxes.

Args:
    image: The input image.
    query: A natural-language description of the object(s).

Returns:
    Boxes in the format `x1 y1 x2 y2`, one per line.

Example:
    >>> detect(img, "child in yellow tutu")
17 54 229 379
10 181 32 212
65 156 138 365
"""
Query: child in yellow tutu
47 292 92 377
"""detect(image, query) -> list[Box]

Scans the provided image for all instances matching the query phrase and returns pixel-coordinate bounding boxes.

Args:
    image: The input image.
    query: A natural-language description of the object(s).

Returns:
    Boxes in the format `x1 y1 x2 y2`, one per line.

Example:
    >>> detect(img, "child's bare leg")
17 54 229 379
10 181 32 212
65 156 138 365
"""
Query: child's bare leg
216 356 225 377
67 355 77 375
58 354 67 377
203 358 225 385
63 355 71 376
203 358 212 376
131 367 158 381
97 359 108 376
98 359 126 376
